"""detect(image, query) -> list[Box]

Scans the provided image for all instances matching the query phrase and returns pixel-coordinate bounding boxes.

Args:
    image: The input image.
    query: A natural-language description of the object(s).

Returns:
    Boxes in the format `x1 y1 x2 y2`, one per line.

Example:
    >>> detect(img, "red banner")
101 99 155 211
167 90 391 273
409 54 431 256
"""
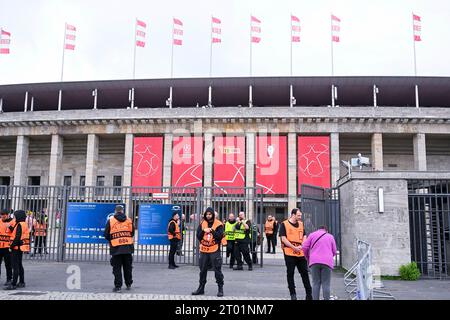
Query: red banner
298 136 330 193
172 136 203 192
132 137 163 187
213 136 245 194
256 135 287 195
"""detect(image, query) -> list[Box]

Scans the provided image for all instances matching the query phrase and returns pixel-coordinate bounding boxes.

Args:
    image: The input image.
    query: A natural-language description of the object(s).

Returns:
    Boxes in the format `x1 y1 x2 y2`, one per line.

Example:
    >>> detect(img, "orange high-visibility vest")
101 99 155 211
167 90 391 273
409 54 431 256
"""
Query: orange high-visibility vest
281 220 304 257
0 220 13 249
10 221 30 252
167 220 181 240
109 217 134 247
199 219 223 253
33 221 47 237
221 234 227 246
265 220 274 235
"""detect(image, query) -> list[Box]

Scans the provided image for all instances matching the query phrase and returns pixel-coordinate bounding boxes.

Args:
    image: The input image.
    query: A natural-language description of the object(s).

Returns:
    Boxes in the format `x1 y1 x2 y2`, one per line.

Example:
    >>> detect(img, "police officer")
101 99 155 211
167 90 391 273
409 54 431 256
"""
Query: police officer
192 207 224 297
104 205 135 293
0 209 14 287
279 208 312 300
5 210 29 290
224 213 237 269
233 211 253 271
167 208 181 269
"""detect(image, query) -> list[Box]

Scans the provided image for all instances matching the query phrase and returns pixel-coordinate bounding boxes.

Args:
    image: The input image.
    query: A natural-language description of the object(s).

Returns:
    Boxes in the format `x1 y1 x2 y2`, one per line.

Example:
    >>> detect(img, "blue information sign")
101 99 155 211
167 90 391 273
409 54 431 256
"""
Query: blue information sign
65 202 125 244
138 204 180 245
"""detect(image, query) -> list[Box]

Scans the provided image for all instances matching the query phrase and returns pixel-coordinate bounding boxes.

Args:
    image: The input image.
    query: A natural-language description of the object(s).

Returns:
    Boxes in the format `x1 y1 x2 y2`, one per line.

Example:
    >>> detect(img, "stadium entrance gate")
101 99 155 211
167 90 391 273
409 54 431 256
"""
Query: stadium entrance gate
300 184 341 266
0 185 264 266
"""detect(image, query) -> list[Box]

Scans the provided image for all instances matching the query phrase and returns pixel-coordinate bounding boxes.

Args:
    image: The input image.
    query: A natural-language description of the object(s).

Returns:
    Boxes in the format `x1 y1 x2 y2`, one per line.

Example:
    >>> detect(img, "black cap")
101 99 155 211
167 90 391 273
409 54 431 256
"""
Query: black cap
13 210 26 222
0 209 9 216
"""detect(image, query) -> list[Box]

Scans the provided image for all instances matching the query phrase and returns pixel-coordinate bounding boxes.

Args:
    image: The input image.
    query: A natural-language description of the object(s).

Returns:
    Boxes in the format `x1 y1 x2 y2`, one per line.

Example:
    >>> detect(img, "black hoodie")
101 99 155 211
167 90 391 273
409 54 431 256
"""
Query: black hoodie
104 212 135 256
10 210 26 250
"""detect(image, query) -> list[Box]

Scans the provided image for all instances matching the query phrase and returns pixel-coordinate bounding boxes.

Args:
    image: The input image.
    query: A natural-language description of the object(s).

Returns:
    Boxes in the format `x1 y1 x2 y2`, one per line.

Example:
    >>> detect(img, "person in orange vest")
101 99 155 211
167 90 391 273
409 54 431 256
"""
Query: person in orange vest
264 215 278 254
279 208 312 300
0 209 14 287
104 205 135 293
5 210 30 290
192 207 225 297
31 214 47 256
167 208 181 269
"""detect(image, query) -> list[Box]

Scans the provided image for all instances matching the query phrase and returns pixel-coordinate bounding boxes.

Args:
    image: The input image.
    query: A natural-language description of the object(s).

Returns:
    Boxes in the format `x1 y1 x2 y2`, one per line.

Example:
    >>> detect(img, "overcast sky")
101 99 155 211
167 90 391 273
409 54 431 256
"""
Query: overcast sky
1 0 450 85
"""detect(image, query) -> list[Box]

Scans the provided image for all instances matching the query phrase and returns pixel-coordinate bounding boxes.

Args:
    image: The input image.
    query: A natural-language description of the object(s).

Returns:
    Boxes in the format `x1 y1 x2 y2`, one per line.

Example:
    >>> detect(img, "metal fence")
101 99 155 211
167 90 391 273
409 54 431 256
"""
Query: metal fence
300 184 341 266
408 180 450 279
0 185 264 266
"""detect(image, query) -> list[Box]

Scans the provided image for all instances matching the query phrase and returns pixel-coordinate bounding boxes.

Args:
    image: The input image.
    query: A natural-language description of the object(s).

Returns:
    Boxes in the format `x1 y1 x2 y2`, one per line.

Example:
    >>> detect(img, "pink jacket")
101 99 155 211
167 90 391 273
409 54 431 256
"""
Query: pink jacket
302 230 337 269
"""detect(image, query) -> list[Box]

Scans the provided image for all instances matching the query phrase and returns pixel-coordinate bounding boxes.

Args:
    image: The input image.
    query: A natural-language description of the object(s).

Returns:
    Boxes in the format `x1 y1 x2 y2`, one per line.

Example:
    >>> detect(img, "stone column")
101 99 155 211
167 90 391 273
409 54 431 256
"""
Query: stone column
371 133 384 171
48 134 64 186
203 133 214 188
122 133 134 217
13 135 29 186
413 133 427 171
330 133 340 187
288 133 297 211
246 132 255 221
85 134 99 201
162 133 173 188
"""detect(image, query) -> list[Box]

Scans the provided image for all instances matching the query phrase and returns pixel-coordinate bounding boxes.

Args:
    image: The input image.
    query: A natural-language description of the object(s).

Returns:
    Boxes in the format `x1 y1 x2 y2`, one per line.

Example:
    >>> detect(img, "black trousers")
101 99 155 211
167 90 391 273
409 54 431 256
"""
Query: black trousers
169 239 179 266
110 254 133 288
226 240 236 267
234 240 252 267
176 237 184 255
198 250 224 286
250 241 258 264
284 255 312 298
33 236 47 254
11 250 24 286
266 234 276 253
0 248 12 282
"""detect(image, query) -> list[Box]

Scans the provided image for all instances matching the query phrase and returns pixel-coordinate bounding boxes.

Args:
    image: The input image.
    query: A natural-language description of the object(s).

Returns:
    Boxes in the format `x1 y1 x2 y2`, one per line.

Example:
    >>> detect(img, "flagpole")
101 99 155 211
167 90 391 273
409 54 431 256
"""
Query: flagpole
171 18 174 78
60 23 66 82
209 15 213 77
330 14 334 77
290 13 293 76
412 12 417 77
250 14 253 77
133 18 137 79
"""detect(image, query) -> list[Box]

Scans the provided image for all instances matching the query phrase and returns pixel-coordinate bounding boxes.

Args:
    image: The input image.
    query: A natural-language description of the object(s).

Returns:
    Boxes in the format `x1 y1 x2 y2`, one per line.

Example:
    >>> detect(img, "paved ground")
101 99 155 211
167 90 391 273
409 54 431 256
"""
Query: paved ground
0 259 449 300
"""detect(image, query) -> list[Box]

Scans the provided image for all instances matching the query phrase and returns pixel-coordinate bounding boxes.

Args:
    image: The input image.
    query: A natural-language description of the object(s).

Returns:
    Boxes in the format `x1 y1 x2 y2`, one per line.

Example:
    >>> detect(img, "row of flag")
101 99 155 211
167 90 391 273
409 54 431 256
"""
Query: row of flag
0 13 423 55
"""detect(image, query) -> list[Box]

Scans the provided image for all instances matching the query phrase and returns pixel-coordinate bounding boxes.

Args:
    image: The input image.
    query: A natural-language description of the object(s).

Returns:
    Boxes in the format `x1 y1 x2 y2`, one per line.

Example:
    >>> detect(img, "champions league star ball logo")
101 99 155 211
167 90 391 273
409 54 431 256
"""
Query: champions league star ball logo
182 144 192 159
267 145 274 159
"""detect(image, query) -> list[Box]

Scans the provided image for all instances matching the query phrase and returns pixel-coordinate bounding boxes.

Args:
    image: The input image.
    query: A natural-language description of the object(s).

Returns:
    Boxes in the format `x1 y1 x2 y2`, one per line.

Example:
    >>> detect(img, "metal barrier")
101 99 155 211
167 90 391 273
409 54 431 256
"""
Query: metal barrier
0 185 263 266
344 239 395 300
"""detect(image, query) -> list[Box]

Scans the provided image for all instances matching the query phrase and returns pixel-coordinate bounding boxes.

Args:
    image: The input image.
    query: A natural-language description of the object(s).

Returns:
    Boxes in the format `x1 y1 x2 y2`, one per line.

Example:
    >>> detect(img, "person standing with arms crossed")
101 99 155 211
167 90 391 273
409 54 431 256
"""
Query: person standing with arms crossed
264 215 278 254
224 213 237 269
279 208 312 300
167 208 181 269
233 211 253 271
192 207 225 297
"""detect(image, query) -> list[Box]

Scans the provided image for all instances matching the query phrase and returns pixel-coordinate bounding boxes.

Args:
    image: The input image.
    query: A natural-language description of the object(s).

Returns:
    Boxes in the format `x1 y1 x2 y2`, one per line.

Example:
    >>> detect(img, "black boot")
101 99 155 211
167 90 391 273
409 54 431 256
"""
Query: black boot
217 285 224 297
192 284 205 295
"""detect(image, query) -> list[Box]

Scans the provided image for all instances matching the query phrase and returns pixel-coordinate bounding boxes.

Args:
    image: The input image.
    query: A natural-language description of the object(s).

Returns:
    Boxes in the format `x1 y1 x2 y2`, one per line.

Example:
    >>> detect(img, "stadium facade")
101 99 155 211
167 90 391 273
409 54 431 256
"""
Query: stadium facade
0 76 449 276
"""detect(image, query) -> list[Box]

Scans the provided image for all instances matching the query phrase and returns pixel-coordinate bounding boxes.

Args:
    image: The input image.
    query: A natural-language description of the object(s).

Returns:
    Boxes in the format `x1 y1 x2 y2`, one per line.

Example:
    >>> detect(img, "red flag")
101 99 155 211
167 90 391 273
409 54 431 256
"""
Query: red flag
66 24 76 31
173 18 183 26
1 29 11 36
137 19 146 28
251 16 261 23
331 14 341 42
212 17 221 24
291 14 301 43
64 23 76 50
331 15 341 22
0 28 11 54
173 39 182 45
64 44 75 50
413 13 422 42
251 15 261 43
173 17 183 46
212 16 222 44
135 18 147 47
291 15 300 22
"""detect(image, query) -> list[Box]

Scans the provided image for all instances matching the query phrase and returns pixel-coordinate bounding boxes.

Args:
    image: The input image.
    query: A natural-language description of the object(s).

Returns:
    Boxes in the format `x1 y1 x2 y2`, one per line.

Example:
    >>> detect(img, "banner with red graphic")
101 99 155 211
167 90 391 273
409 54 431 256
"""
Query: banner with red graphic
172 136 203 192
132 137 163 187
213 136 245 194
256 135 287 195
298 136 330 193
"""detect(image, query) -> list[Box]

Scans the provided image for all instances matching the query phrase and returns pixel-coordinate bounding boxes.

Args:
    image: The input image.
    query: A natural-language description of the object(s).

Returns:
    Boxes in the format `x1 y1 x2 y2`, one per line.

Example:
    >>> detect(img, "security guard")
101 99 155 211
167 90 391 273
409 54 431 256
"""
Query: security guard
224 213 237 268
0 209 14 287
264 215 278 254
279 208 312 300
5 210 29 290
176 213 186 256
167 208 181 269
192 207 225 297
233 211 253 271
104 205 135 293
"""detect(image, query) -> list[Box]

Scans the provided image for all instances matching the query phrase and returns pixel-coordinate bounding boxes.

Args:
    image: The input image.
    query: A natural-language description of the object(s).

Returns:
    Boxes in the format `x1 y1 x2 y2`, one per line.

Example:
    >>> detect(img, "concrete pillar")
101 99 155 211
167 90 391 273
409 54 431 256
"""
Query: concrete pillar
413 133 427 171
288 133 297 211
162 133 173 188
330 133 340 187
13 136 29 186
85 134 99 188
123 134 134 187
48 135 64 186
371 133 383 171
203 133 214 188
246 132 255 221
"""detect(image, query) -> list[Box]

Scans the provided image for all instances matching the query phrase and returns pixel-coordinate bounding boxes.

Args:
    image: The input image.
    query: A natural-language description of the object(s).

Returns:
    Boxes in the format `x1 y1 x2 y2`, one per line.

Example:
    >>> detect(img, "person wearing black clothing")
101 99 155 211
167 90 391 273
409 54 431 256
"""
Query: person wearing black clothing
167 209 181 269
104 205 135 293
5 210 29 290
176 214 186 256
0 209 13 287
233 211 253 271
192 207 225 297
279 208 312 300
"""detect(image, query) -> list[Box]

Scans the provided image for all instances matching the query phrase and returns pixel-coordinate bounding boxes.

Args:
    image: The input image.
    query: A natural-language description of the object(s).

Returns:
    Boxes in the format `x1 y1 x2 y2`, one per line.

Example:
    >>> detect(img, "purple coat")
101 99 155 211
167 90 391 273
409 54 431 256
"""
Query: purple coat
302 230 337 269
